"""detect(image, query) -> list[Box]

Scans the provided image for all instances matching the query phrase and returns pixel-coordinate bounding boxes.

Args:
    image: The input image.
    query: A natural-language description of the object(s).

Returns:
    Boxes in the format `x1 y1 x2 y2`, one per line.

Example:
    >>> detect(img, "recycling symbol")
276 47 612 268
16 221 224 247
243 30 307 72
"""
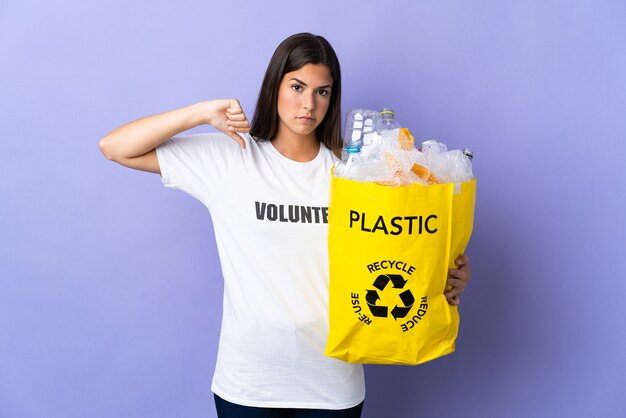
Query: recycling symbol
366 274 414 320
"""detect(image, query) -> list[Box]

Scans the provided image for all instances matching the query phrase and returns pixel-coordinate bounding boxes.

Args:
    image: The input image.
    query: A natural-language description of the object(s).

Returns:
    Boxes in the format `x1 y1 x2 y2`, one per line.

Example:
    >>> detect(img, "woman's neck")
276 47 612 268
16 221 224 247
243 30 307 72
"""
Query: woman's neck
271 131 320 162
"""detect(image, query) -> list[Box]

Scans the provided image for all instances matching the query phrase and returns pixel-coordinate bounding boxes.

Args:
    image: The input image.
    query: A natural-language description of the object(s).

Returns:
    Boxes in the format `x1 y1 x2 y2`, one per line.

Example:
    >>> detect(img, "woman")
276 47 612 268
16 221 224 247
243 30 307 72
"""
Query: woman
99 32 471 418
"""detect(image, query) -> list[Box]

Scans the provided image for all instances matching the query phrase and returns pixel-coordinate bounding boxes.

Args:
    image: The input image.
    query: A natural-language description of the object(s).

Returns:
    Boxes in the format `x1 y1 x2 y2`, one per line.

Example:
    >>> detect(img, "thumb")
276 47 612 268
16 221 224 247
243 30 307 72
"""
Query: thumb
225 131 246 150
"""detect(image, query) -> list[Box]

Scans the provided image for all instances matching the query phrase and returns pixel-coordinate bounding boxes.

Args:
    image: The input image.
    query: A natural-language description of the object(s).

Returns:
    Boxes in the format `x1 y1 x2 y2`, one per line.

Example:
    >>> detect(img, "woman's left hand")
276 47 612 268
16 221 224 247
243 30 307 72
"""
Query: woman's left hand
445 254 472 306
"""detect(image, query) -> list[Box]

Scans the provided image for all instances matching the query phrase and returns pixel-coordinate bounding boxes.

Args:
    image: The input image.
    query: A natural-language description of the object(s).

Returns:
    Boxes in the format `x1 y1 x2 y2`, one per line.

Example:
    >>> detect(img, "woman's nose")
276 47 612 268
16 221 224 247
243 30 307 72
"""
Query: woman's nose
302 93 315 110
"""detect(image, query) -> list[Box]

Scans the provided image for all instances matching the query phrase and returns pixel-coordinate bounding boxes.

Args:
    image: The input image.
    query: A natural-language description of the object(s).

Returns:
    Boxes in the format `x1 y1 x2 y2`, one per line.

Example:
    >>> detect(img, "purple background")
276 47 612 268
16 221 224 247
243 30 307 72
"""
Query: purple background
1 1 625 417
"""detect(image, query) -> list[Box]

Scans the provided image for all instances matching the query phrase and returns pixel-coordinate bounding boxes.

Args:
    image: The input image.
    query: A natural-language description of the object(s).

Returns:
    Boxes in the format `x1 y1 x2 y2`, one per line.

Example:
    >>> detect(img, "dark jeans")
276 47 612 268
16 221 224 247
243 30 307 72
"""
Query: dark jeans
214 394 364 418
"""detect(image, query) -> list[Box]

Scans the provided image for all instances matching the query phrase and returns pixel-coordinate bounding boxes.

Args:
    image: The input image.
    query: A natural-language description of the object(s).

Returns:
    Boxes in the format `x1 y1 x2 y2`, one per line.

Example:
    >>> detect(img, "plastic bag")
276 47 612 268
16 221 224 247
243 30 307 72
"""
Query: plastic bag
324 174 476 365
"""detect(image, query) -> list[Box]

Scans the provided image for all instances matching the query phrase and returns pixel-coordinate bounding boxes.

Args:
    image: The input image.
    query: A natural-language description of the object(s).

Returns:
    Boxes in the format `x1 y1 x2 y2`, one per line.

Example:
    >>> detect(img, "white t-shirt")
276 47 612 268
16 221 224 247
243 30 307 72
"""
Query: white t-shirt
155 132 365 409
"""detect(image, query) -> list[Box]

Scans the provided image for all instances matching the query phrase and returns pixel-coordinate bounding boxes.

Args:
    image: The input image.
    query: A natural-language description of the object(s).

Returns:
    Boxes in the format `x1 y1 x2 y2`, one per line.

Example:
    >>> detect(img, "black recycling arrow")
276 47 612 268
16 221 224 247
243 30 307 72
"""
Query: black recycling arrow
399 289 415 306
365 290 380 305
373 275 390 291
391 305 412 319
366 289 388 317
389 274 408 288
368 305 388 317
391 289 415 320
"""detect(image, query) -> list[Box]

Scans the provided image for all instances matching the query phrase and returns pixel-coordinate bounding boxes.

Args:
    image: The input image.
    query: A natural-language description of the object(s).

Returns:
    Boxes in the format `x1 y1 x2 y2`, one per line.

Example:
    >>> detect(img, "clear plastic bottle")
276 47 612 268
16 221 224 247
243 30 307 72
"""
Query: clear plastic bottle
376 109 417 185
420 139 447 154
333 140 361 179
420 141 474 184
359 111 382 161
379 108 401 131
335 110 365 179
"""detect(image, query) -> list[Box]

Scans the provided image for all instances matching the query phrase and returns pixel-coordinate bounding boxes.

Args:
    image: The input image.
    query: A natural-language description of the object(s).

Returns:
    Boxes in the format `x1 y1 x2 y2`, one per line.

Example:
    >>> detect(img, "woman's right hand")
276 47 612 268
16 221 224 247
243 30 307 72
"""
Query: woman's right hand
99 99 251 173
203 99 250 149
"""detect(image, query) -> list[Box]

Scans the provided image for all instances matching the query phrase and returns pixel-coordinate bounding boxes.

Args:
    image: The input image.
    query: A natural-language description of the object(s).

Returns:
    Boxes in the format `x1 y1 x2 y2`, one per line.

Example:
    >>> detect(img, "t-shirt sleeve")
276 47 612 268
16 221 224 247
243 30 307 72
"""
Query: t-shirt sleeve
155 132 245 207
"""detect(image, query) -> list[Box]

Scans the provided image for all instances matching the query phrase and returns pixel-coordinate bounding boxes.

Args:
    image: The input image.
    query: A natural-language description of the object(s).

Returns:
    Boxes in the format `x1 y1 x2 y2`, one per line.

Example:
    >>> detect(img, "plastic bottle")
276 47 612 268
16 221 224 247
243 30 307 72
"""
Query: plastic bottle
335 110 365 179
420 140 447 154
420 142 474 184
333 139 362 179
379 108 401 131
375 109 417 185
358 111 382 161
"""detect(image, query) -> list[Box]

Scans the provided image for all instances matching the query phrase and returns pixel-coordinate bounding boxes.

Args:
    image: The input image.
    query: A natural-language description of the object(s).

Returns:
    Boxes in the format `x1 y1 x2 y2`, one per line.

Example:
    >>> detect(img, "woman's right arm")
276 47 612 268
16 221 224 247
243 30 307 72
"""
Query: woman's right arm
98 99 250 174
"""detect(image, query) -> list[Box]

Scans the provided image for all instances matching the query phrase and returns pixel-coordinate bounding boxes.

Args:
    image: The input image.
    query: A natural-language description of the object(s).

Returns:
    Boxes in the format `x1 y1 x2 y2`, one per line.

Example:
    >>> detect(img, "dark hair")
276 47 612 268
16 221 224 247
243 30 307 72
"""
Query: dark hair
250 33 342 157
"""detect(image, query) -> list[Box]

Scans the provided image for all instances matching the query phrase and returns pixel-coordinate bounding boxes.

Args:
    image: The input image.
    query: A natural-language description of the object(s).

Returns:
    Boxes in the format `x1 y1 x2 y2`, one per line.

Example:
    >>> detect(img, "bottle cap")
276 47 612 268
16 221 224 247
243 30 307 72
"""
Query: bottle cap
462 148 474 160
345 141 361 153
380 108 395 118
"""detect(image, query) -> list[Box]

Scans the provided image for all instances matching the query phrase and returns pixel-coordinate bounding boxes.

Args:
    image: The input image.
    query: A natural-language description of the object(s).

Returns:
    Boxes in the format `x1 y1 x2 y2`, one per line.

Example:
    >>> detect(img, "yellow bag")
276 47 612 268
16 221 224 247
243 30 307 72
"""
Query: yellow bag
324 175 476 365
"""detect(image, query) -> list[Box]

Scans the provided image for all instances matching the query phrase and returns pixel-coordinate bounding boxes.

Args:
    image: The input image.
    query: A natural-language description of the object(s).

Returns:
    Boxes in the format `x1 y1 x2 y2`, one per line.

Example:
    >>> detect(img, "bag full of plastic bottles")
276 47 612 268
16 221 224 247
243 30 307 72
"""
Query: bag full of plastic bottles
324 108 476 365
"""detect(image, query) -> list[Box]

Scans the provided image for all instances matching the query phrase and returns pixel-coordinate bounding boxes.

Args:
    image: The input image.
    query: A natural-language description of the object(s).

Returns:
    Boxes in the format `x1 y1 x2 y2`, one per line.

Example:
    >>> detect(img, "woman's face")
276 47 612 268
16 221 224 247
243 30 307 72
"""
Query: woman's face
276 63 333 140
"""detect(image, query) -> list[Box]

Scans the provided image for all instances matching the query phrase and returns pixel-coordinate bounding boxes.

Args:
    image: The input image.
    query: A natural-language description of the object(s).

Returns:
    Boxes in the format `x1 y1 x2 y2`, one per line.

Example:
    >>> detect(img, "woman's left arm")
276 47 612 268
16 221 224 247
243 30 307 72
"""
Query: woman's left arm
445 254 472 306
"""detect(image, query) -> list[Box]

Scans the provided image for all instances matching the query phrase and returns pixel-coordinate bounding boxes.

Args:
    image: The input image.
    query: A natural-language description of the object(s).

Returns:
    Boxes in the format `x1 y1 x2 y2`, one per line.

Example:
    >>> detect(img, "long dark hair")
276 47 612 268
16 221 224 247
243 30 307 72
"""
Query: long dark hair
250 33 342 157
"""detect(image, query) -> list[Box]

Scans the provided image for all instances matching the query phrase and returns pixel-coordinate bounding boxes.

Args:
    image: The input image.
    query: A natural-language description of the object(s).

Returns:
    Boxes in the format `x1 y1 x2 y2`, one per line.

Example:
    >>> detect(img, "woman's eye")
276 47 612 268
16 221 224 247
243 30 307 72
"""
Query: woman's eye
317 89 329 96
291 85 302 92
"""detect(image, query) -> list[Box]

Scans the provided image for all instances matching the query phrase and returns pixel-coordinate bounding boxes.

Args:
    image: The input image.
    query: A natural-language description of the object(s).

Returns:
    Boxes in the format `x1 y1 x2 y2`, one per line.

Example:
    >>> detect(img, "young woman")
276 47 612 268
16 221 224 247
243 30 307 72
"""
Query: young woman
99 32 471 418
